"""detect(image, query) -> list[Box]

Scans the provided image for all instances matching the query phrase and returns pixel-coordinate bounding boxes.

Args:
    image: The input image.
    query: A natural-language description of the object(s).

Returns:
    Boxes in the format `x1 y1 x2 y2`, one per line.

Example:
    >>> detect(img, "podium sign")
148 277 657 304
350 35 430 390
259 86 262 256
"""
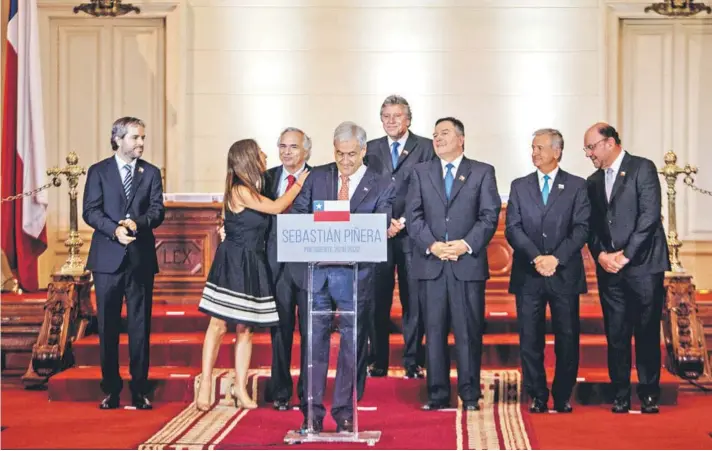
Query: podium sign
280 213 385 446
276 213 387 263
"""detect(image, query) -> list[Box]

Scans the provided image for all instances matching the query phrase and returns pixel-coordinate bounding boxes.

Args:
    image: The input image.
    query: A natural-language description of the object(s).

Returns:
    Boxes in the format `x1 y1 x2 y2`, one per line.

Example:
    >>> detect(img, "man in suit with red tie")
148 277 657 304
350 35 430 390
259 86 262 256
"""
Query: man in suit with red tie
82 117 165 410
365 95 435 378
264 127 312 410
584 123 670 414
505 129 590 414
406 117 501 411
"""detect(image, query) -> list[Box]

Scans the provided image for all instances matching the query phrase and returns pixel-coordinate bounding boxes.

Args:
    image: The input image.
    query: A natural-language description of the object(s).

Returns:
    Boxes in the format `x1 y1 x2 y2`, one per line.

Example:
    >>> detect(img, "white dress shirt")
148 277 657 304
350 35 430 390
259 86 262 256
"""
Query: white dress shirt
387 131 409 159
440 153 464 178
537 166 559 191
277 164 307 197
337 163 368 200
115 154 137 179
605 150 626 174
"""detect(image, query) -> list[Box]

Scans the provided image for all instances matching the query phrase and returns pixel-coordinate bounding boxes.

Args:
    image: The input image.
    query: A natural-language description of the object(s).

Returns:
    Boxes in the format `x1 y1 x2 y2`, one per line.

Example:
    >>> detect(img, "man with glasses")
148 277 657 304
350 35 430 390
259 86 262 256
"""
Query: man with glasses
365 95 435 379
583 122 670 414
505 129 590 414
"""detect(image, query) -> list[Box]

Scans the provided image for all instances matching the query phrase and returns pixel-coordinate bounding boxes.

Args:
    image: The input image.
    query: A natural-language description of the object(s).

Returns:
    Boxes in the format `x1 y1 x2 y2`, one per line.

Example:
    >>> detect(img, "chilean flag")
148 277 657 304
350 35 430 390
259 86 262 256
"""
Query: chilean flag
1 0 49 292
313 200 350 222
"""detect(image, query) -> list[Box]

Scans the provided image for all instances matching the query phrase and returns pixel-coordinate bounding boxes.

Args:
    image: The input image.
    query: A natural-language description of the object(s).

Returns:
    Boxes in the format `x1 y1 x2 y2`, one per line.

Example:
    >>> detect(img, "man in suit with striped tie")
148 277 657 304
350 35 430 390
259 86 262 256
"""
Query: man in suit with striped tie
83 117 165 410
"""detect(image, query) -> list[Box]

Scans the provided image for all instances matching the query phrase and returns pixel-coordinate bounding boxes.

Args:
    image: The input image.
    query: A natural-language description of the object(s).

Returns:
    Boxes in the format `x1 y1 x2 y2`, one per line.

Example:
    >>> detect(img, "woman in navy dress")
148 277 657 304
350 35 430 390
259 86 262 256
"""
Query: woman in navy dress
195 139 309 411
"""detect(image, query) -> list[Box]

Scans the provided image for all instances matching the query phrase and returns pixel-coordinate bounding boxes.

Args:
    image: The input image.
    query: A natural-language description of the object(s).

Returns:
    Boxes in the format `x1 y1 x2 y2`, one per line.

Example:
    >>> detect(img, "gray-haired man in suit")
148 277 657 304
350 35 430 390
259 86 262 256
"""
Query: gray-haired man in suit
505 128 590 414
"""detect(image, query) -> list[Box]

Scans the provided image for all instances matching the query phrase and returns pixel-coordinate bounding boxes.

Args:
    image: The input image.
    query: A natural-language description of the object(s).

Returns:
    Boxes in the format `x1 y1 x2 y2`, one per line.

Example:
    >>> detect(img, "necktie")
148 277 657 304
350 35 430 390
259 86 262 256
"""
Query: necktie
391 142 400 169
122 164 132 199
338 174 350 201
542 174 550 205
283 174 296 212
605 168 615 201
444 163 454 200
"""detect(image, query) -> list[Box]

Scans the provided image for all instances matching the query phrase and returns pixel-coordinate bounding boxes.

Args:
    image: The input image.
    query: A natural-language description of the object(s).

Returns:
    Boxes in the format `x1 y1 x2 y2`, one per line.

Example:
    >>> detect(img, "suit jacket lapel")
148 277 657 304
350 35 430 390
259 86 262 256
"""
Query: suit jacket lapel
594 170 608 209
350 169 374 210
608 153 630 205
394 133 417 172
427 160 447 204
329 164 339 200
380 138 394 173
447 157 472 205
107 158 127 204
526 172 545 211
543 170 565 214
270 166 283 198
125 160 144 210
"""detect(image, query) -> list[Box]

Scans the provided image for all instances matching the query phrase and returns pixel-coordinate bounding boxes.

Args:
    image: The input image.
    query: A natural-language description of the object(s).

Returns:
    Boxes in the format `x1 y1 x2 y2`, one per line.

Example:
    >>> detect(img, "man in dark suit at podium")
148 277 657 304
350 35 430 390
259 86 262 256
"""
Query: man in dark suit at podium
82 116 165 410
365 95 435 378
406 117 500 411
505 128 590 414
289 121 395 433
584 122 670 414
264 127 312 411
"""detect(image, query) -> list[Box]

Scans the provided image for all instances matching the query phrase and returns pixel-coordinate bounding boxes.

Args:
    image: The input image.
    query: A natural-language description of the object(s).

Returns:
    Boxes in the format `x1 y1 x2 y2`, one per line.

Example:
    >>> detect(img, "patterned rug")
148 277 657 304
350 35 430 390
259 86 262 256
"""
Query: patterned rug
139 369 536 450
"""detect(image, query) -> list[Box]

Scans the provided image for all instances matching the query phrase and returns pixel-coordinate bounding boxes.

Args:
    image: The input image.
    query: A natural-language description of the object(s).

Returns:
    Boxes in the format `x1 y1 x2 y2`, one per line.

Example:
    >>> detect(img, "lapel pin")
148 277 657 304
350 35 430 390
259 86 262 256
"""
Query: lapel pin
402 150 409 155
458 175 466 181
138 167 144 173
558 184 564 189
620 171 625 177
363 187 369 192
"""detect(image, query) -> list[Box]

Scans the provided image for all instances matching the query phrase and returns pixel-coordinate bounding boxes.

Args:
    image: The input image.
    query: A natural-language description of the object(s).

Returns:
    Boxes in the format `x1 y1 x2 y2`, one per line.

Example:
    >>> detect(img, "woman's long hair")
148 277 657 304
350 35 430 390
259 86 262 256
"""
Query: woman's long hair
224 139 265 213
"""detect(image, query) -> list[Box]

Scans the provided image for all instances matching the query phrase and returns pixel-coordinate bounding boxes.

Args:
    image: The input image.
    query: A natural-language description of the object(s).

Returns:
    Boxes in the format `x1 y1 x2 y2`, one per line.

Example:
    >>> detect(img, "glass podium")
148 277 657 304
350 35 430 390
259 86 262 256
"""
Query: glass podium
277 211 387 446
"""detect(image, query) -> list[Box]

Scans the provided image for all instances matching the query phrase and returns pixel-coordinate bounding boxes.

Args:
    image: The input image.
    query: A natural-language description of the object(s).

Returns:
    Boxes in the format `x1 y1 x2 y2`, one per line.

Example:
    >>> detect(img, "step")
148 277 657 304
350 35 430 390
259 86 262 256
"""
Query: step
47 366 680 405
48 366 200 402
72 331 656 369
124 303 607 335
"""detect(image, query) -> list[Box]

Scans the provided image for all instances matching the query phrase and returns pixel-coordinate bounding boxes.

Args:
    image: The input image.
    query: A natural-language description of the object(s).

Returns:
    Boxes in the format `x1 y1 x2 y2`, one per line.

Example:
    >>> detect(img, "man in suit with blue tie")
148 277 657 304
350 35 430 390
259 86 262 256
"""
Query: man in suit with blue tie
365 95 435 379
264 127 312 410
406 117 501 411
584 123 670 414
290 121 395 433
505 128 590 414
82 117 165 410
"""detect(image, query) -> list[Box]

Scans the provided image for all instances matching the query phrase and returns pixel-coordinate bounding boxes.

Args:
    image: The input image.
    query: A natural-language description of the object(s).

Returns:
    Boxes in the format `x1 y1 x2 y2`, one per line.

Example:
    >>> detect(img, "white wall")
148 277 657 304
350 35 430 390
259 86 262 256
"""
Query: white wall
183 0 604 193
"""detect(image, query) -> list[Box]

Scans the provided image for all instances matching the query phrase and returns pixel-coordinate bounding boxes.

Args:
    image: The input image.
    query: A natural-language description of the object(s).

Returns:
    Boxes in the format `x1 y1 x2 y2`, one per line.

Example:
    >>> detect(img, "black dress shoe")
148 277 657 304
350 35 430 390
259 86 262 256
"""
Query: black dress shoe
299 417 323 434
421 400 450 411
553 401 573 413
132 394 153 410
99 393 120 410
273 399 290 411
404 365 425 379
529 398 548 413
336 418 354 433
462 401 480 411
368 366 387 377
640 396 659 414
611 397 630 413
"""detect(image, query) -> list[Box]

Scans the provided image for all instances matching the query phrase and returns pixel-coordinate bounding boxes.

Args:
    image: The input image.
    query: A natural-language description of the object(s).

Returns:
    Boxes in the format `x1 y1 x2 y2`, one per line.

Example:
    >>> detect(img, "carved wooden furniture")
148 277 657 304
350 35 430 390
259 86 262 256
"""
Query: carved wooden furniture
22 272 94 387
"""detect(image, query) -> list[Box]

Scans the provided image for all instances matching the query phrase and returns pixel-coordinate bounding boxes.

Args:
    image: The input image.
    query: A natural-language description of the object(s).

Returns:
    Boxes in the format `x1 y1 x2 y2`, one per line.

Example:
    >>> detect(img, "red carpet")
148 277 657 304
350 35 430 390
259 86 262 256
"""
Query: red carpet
139 370 536 450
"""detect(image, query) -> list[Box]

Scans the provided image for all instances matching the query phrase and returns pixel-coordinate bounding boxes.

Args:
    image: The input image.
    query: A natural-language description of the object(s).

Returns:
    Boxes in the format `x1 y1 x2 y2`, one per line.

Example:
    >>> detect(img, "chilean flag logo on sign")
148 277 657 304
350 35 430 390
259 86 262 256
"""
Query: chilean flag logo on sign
313 200 350 222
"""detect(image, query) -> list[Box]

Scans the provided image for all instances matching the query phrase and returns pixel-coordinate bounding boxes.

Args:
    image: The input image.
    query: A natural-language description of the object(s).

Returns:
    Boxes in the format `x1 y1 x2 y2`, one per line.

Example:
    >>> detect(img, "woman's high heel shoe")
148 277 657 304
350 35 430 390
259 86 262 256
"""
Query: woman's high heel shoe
230 384 257 409
195 376 213 412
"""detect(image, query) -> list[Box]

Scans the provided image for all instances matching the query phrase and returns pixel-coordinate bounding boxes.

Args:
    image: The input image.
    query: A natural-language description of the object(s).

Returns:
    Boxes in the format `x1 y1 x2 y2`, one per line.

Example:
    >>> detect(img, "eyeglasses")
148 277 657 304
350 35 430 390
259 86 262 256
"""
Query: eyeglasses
583 138 607 153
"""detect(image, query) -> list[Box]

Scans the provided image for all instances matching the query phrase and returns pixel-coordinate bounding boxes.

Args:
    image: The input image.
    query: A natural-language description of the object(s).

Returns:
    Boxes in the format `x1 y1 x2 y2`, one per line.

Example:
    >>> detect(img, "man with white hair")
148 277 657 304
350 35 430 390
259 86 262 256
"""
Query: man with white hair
289 121 395 433
265 127 312 411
